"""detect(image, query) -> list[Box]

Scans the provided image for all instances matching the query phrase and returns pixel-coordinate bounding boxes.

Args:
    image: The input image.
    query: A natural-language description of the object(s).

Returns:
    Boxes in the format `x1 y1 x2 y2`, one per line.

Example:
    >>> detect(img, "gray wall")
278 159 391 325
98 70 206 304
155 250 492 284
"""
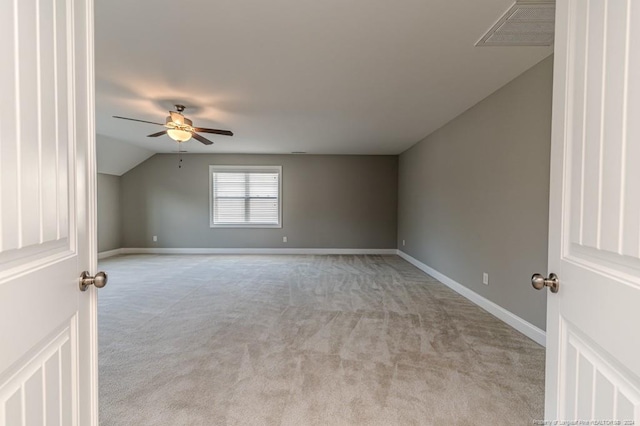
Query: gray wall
398 56 553 330
97 173 122 252
121 154 398 249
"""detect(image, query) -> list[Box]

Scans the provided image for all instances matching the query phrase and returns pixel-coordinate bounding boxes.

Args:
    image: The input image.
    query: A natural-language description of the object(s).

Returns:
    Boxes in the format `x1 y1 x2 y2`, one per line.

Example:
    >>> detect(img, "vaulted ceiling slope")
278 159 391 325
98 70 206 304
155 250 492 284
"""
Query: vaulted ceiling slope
96 135 154 176
95 0 552 155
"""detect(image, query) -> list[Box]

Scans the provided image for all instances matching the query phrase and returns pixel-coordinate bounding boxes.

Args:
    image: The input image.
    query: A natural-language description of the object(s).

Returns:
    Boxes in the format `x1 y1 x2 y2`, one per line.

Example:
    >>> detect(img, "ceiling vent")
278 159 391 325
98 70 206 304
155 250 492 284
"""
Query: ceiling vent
476 0 555 47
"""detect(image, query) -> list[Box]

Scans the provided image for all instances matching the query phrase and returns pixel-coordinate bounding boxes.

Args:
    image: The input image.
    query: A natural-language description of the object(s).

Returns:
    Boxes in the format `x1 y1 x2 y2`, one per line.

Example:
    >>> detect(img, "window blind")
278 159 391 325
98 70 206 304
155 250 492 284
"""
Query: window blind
210 166 281 227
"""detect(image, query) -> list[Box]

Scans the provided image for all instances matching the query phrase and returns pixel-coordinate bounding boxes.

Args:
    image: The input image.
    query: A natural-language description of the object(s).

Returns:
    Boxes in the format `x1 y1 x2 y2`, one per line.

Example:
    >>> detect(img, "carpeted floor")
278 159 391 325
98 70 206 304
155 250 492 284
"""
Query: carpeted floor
98 254 544 425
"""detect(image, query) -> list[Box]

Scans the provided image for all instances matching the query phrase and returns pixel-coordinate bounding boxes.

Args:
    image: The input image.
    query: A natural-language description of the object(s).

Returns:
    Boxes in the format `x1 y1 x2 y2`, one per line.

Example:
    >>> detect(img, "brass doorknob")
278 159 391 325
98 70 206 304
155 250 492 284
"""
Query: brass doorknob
531 273 559 293
79 271 108 291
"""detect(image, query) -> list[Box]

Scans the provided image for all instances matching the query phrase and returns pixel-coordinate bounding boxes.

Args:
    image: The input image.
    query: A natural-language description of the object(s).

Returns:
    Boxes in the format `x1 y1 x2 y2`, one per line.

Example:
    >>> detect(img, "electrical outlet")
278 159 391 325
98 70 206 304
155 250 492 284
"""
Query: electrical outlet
482 273 489 285
283 236 288 243
402 239 406 246
153 236 158 242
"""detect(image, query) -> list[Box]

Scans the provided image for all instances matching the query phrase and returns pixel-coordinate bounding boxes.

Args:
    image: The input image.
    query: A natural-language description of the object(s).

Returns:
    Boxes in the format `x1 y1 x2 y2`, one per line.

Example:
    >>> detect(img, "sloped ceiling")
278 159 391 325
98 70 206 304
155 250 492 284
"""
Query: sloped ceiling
95 0 552 156
96 135 154 176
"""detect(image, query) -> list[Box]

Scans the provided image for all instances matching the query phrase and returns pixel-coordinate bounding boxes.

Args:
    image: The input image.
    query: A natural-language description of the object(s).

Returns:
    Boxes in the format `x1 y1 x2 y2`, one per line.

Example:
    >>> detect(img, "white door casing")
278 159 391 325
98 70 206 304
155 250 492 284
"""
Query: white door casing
0 0 98 425
547 0 640 421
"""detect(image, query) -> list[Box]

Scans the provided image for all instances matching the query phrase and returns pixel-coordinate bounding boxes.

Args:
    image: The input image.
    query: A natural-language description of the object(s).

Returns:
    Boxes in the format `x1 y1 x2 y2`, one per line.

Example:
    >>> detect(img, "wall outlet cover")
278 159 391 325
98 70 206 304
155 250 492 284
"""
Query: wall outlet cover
283 236 288 243
483 273 489 285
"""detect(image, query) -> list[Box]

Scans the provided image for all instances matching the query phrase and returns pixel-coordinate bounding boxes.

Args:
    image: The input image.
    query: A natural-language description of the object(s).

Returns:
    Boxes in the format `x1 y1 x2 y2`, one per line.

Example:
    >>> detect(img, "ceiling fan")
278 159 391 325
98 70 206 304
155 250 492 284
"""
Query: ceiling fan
113 104 233 145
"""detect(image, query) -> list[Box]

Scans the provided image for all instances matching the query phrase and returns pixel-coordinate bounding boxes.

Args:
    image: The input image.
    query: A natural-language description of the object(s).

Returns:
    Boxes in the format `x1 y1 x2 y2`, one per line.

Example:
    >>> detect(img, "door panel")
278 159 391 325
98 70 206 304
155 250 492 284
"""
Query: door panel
566 0 638 260
548 0 640 421
0 320 77 426
0 0 97 424
0 0 73 271
622 1 640 259
559 319 640 420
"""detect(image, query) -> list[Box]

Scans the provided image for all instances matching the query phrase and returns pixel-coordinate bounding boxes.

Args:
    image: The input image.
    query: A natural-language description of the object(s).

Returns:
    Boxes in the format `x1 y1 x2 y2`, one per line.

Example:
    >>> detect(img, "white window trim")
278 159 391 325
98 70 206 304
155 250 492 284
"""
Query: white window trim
209 165 283 228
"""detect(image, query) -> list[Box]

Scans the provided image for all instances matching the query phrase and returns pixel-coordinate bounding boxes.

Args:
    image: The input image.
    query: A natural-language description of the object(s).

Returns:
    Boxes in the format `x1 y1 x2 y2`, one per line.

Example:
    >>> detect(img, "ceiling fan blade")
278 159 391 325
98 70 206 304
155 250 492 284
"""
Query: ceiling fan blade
193 127 233 137
113 116 165 126
147 130 168 137
192 132 213 145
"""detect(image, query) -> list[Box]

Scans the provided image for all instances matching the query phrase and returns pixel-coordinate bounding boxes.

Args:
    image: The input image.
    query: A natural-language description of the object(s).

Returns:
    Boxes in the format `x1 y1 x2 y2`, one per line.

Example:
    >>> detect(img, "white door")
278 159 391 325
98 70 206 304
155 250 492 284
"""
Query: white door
545 0 640 421
0 0 98 424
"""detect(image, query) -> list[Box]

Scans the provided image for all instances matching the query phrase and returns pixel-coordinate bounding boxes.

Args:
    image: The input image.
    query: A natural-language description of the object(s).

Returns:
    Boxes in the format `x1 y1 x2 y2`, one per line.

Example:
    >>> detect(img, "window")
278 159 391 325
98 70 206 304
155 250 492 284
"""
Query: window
210 165 282 228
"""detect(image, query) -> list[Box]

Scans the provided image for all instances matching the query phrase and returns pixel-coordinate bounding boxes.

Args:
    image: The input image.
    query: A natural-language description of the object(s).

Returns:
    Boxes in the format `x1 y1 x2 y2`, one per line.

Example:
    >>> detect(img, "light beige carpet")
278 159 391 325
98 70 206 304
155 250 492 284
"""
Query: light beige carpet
98 254 544 425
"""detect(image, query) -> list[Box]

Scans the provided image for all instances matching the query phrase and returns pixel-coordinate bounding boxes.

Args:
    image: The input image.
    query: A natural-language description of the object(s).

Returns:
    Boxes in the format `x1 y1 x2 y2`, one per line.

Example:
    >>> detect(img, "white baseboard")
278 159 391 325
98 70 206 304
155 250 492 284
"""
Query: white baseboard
118 247 398 255
397 250 546 347
98 248 123 259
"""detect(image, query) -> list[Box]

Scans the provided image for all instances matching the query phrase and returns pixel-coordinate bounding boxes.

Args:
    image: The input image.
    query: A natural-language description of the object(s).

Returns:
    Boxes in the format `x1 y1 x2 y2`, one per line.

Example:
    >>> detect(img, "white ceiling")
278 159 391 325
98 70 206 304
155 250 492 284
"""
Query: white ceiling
95 0 552 156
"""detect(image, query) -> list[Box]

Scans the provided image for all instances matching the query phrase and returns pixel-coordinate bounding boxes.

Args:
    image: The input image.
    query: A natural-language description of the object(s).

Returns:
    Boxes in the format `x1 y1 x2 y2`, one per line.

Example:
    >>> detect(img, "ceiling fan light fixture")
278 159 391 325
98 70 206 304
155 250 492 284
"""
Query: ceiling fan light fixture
167 128 192 142
113 105 231 146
